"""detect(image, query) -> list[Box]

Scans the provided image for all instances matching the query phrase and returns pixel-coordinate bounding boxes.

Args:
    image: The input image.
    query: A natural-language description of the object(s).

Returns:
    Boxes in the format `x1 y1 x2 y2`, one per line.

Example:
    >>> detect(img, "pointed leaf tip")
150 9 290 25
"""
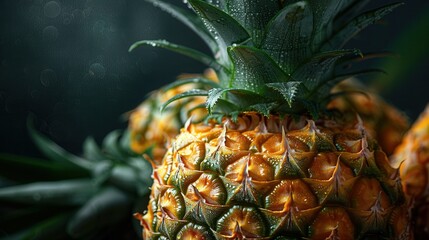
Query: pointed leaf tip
267 82 301 107
128 40 225 71
188 0 250 65
144 0 217 53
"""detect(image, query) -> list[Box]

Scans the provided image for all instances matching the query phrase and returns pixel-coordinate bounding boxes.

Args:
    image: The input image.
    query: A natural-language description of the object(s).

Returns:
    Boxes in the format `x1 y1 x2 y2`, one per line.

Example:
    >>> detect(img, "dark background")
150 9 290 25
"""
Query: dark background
1 0 428 157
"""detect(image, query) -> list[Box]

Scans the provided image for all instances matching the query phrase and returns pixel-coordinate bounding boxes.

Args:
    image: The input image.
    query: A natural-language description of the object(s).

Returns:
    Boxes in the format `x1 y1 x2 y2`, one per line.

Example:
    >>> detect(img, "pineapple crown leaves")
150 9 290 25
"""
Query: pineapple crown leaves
131 0 402 119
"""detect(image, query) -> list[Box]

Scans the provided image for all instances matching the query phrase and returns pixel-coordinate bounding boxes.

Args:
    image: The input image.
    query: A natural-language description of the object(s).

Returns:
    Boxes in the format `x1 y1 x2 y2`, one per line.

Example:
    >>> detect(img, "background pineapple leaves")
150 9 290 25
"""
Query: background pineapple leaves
27 117 93 170
0 179 96 206
0 119 153 239
0 154 89 182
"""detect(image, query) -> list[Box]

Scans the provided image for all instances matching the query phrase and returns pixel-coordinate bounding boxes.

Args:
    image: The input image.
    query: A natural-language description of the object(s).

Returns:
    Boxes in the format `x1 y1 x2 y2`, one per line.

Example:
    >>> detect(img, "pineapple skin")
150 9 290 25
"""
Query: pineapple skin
128 85 205 164
138 113 411 239
128 70 217 164
391 105 429 238
129 76 408 166
328 79 409 156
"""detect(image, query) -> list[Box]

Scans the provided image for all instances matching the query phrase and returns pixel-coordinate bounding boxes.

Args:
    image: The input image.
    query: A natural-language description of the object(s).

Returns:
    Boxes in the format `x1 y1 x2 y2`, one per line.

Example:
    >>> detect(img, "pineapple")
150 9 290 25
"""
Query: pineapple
391 104 429 238
129 76 408 165
130 0 412 239
328 79 409 156
128 69 217 164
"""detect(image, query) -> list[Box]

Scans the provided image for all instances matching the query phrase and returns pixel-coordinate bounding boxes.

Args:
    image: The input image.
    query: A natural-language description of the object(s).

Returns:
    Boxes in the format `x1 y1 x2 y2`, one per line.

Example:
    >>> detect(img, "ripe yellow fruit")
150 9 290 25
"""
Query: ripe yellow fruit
392 104 429 237
138 113 411 239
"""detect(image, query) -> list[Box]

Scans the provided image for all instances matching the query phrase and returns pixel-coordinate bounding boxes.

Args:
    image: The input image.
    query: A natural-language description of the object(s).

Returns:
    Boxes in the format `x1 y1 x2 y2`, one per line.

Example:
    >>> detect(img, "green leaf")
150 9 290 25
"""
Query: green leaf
146 0 218 53
129 40 225 71
307 0 369 49
125 158 153 196
292 49 359 92
322 2 403 51
302 100 320 120
336 0 364 13
316 68 387 97
160 89 208 112
67 187 131 239
206 87 263 114
83 137 105 161
0 213 71 240
188 0 250 65
249 103 277 116
262 1 313 73
228 46 289 94
334 0 370 28
267 82 302 107
338 51 396 64
27 118 93 170
0 153 89 182
0 207 62 235
102 130 128 161
202 0 226 9
206 88 229 114
92 161 114 186
225 0 280 45
119 130 136 155
208 99 240 117
0 179 96 206
161 77 220 92
110 164 151 196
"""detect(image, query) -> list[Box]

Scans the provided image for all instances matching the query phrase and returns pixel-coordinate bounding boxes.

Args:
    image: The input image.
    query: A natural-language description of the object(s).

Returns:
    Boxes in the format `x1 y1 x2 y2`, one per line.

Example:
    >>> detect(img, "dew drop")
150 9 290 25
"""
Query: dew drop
44 1 61 18
43 25 58 42
40 69 57 87
89 63 106 79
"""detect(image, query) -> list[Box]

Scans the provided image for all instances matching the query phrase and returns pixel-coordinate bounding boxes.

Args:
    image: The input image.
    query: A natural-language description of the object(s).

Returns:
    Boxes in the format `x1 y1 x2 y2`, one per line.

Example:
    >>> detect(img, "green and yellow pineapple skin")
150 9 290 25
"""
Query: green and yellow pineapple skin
128 70 216 164
129 76 408 167
328 79 409 156
391 105 429 238
138 113 410 239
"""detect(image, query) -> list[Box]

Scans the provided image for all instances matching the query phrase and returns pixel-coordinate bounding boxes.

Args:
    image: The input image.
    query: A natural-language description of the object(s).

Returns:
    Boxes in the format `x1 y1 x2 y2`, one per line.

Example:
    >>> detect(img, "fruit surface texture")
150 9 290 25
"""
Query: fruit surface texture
392 105 429 238
137 113 410 239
